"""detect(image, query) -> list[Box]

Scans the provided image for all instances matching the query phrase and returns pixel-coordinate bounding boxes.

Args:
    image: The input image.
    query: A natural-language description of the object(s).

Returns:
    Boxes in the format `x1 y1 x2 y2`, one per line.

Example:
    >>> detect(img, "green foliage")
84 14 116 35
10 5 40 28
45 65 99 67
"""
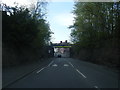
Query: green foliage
2 4 51 48
2 3 52 67
69 2 120 68
3 8 37 48
70 2 120 47
33 19 52 47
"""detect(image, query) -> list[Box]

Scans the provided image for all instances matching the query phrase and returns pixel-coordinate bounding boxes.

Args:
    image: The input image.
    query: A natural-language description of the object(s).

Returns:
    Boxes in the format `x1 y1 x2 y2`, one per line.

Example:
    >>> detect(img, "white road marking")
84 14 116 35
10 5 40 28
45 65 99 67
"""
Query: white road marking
68 62 74 68
52 64 58 67
76 69 87 78
36 67 45 73
48 61 54 67
64 64 69 67
94 86 98 88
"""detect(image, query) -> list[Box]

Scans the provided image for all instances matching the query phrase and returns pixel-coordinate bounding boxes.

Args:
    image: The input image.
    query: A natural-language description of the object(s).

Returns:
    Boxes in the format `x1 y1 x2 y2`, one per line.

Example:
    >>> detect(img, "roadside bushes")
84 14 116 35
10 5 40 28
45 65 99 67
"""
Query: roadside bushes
2 3 52 68
69 2 120 69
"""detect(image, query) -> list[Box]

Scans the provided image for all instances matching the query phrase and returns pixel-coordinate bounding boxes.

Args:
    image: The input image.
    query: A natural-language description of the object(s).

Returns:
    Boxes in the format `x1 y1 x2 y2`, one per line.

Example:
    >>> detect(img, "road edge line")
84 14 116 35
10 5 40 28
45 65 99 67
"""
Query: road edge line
76 69 87 78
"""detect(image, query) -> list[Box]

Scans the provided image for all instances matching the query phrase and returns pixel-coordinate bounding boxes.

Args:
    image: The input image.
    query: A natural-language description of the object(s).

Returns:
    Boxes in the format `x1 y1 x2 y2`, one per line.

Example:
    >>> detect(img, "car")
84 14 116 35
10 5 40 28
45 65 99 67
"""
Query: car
57 54 61 58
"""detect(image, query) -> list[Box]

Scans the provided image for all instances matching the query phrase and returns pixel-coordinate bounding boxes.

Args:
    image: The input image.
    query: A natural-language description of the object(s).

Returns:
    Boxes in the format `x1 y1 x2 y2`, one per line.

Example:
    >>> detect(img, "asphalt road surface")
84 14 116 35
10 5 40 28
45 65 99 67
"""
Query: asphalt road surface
5 58 119 88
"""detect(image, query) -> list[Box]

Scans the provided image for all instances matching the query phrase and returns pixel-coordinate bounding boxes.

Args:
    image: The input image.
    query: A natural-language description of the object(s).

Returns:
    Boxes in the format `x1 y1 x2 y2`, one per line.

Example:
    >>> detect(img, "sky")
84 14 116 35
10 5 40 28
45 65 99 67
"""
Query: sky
2 0 117 43
2 0 75 43
46 1 75 43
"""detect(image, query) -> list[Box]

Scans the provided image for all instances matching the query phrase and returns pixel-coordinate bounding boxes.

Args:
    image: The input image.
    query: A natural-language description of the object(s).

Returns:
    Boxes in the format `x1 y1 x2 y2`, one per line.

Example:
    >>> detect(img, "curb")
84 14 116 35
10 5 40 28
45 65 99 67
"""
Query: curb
2 58 52 88
2 65 41 88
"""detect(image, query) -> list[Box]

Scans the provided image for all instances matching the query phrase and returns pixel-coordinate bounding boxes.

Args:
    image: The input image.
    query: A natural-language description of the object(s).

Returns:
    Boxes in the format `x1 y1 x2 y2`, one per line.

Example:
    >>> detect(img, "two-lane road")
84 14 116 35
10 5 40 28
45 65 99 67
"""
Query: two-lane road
5 58 119 88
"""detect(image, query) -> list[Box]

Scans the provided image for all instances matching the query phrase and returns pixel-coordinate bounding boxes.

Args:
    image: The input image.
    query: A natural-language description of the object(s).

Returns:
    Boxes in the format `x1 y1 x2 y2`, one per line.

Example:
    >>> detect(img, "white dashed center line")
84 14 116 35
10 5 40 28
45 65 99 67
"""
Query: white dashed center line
76 69 87 78
94 86 98 88
36 67 45 73
52 64 58 67
64 64 69 67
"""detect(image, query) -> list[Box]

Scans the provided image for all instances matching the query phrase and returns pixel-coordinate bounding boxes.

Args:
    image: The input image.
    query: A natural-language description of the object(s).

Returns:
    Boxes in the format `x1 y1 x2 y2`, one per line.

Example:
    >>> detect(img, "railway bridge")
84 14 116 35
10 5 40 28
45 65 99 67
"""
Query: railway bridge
47 40 72 58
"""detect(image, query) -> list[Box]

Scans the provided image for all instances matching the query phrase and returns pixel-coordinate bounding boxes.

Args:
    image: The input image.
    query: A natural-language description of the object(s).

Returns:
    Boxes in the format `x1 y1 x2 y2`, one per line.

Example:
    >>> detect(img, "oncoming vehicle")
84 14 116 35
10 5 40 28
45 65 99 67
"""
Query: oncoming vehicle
57 54 61 58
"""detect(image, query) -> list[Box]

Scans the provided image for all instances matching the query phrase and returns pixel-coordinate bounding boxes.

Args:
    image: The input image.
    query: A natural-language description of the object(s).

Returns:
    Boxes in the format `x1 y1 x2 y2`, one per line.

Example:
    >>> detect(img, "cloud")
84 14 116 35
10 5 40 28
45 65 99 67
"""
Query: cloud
2 0 36 7
49 0 74 2
53 13 75 27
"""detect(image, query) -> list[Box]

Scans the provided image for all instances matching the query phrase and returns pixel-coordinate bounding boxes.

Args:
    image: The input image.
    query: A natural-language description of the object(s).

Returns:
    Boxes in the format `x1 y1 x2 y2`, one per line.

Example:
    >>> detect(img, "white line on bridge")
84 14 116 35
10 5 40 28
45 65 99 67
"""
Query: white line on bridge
76 69 87 78
36 67 45 73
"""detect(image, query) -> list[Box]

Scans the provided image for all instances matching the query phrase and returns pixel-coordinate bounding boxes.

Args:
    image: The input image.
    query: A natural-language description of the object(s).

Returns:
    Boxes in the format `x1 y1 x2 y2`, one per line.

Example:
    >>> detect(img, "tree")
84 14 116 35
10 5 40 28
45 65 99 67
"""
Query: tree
2 2 52 67
69 2 120 68
69 2 120 47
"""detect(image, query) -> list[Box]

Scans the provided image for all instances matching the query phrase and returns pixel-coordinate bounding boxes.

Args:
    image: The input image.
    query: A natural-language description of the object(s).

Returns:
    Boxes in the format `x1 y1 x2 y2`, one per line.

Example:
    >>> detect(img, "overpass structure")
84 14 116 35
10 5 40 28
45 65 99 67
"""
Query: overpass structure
50 40 72 58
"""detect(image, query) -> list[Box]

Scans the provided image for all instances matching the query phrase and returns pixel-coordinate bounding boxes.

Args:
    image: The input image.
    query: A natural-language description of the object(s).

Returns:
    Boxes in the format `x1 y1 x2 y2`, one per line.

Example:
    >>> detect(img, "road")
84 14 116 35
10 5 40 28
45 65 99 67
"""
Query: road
5 58 119 88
